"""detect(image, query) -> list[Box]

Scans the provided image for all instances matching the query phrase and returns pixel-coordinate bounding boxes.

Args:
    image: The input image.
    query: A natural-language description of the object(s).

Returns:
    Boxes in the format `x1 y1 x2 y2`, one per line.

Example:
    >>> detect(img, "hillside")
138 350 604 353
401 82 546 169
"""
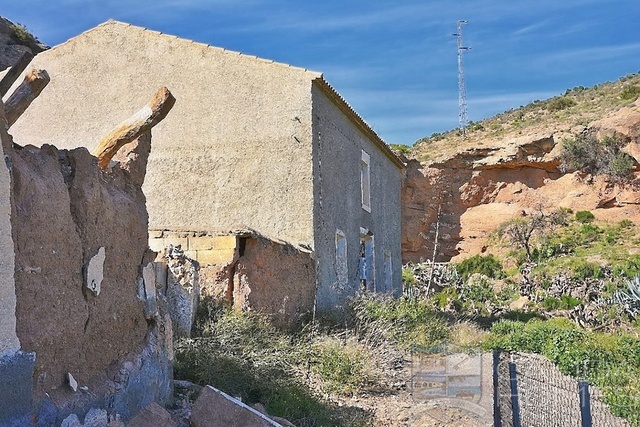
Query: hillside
399 72 640 264
410 72 640 164
0 17 48 71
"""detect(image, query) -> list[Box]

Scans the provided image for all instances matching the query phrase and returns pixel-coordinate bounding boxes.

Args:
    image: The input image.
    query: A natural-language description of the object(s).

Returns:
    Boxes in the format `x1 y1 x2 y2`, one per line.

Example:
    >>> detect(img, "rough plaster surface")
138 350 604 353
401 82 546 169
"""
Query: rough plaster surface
10 20 318 247
0 113 19 354
232 236 315 328
85 246 105 296
311 85 403 313
3 139 172 427
11 144 149 399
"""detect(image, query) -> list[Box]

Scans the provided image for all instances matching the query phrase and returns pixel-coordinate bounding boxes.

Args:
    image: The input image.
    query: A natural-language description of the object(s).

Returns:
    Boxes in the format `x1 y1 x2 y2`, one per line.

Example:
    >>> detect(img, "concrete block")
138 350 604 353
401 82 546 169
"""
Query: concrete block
213 235 237 250
0 351 35 424
184 250 198 261
196 248 235 265
191 385 282 427
127 402 177 427
149 237 165 252
188 235 213 251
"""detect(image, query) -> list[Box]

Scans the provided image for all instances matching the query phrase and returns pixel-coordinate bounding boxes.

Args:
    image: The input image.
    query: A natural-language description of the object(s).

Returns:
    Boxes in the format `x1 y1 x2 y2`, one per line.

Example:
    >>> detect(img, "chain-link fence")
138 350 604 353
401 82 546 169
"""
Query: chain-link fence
494 352 631 427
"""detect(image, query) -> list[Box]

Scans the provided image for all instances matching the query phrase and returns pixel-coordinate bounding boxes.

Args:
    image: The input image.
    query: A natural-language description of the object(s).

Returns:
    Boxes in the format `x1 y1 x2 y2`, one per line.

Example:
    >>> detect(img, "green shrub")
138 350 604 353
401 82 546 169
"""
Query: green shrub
612 255 640 278
547 96 576 112
541 294 582 311
575 210 595 223
542 297 561 310
390 144 412 156
571 260 604 280
560 294 581 309
463 279 495 304
485 318 640 425
455 254 504 280
402 267 416 287
618 219 634 229
175 300 367 426
560 134 635 179
621 84 640 101
311 338 376 395
10 23 34 47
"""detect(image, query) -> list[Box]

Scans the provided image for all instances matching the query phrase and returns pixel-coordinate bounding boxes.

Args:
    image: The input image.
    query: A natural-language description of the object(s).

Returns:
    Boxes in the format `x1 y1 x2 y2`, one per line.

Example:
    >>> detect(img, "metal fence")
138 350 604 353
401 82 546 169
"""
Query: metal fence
494 351 631 427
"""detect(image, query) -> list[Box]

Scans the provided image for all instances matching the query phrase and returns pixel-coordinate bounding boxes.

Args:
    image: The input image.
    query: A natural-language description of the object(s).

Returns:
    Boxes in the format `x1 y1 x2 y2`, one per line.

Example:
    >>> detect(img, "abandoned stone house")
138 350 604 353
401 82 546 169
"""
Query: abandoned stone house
9 20 404 321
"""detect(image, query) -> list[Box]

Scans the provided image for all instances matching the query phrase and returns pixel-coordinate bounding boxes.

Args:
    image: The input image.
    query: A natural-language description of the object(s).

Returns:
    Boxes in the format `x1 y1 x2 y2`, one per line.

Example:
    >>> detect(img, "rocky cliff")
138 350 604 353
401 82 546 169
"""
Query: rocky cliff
402 93 640 264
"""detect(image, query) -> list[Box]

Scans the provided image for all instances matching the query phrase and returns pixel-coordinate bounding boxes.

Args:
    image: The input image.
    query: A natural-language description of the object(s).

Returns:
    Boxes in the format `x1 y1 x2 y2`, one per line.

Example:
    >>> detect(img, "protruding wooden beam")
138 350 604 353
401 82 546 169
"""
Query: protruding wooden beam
0 51 34 97
4 68 50 128
92 87 175 170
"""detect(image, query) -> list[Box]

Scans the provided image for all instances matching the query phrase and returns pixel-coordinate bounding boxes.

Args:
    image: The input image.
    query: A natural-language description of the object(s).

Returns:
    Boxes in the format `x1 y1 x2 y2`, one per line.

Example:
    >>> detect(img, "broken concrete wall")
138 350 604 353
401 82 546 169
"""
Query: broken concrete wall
0 131 173 425
152 230 315 329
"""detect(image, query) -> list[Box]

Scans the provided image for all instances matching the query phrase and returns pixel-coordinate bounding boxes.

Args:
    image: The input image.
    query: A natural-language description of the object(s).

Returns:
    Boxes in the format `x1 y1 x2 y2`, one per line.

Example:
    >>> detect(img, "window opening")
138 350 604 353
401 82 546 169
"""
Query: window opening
361 150 371 212
358 229 375 292
335 230 348 288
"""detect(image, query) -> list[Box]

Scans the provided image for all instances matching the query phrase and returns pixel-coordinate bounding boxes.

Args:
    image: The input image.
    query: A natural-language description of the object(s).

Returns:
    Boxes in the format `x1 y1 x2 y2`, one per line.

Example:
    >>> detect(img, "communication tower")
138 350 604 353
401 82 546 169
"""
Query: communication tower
452 20 471 136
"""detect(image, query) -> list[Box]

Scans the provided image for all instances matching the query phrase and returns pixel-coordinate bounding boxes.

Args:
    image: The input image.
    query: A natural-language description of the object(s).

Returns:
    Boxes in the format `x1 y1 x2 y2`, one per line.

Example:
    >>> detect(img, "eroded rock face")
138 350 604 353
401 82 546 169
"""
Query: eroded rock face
403 103 640 263
12 144 150 399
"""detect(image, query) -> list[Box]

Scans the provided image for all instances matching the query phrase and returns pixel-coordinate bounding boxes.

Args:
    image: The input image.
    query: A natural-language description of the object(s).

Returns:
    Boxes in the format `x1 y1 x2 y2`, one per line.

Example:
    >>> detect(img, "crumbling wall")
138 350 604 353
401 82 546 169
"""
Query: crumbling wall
151 230 316 329
0 115 36 425
12 142 148 391
232 235 315 328
1 130 173 425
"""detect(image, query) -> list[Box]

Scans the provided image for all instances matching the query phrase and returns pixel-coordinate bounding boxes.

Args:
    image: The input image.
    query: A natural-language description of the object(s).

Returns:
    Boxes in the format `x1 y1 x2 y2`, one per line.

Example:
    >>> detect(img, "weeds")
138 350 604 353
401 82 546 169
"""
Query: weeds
485 319 640 425
175 299 371 426
350 293 449 350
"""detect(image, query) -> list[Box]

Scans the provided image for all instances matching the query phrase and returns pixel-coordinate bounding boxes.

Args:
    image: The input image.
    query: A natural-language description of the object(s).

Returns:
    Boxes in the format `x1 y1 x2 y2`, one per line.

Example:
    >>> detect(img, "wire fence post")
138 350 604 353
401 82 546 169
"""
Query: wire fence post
509 361 521 427
493 350 502 427
578 381 592 427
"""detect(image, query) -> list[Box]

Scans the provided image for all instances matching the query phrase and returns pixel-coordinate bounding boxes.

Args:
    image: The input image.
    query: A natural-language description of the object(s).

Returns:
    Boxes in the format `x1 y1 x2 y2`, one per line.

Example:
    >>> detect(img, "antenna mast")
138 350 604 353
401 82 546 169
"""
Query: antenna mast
453 20 470 136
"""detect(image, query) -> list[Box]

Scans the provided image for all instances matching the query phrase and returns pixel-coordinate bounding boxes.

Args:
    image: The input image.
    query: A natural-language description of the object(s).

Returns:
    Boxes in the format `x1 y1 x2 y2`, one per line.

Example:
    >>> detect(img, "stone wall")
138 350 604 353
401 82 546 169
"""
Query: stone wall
0 124 172 425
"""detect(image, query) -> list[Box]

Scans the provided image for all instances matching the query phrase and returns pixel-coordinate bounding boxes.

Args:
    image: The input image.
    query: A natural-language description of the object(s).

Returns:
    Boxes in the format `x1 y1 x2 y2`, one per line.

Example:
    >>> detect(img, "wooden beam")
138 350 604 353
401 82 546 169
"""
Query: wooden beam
4 68 50 128
0 51 34 97
92 87 175 170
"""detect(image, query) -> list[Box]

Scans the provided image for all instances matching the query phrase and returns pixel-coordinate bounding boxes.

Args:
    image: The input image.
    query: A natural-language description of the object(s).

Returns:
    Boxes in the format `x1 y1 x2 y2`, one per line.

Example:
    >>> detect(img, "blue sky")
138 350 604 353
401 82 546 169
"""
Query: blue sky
4 1 640 145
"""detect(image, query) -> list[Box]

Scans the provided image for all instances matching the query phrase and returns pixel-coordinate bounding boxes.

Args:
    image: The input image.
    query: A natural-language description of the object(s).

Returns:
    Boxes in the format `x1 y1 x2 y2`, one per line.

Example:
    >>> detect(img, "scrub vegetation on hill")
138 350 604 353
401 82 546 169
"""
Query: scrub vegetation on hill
405 71 640 163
